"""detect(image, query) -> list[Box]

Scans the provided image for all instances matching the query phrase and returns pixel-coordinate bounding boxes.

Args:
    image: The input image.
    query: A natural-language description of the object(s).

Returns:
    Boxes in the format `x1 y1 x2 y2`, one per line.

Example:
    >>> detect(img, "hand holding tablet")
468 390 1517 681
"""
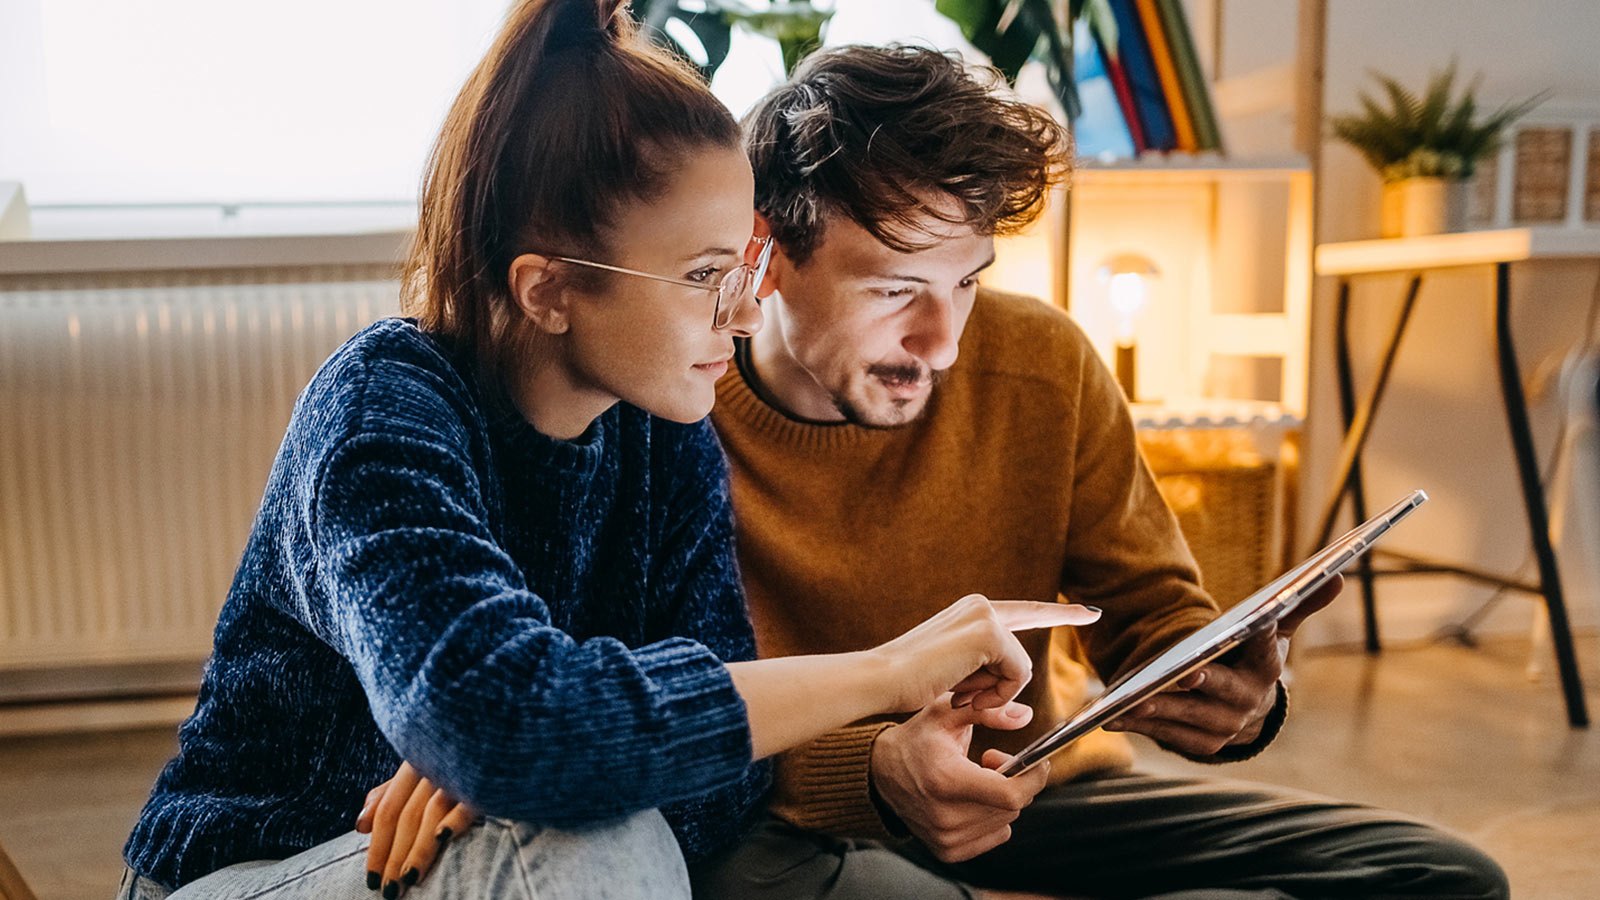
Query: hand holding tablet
996 489 1428 777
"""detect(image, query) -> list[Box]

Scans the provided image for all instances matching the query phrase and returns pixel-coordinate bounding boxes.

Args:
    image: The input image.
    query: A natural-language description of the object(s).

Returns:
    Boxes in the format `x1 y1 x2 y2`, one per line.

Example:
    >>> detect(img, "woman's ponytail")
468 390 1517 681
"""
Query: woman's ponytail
403 0 738 391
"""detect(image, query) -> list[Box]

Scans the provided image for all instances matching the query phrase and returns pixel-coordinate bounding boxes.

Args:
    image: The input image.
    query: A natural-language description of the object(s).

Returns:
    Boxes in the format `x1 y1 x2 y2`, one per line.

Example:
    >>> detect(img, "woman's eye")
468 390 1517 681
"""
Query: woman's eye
958 278 977 290
875 287 915 299
687 266 721 284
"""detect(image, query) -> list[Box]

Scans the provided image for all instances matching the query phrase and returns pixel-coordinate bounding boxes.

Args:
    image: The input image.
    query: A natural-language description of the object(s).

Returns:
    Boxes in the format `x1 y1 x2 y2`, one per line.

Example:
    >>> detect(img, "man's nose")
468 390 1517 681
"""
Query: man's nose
902 294 959 371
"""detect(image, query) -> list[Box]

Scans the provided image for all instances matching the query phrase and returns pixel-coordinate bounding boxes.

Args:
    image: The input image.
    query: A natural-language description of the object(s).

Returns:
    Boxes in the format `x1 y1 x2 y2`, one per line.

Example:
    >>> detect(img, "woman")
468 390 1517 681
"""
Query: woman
116 2 1094 898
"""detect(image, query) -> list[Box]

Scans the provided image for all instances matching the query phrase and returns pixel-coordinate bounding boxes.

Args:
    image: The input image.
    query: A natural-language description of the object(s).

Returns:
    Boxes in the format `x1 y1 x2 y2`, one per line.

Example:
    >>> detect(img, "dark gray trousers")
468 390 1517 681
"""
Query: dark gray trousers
689 773 1508 900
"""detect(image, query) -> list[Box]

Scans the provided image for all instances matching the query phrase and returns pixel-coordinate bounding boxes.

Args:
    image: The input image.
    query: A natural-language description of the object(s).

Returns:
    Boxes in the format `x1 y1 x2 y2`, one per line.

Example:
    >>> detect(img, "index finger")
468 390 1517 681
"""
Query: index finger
991 601 1101 631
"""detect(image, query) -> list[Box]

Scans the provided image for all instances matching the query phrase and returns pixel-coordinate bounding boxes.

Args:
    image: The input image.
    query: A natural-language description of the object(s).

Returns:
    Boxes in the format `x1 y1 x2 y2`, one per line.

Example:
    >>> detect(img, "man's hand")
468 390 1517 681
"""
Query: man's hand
870 694 1050 863
1104 575 1342 756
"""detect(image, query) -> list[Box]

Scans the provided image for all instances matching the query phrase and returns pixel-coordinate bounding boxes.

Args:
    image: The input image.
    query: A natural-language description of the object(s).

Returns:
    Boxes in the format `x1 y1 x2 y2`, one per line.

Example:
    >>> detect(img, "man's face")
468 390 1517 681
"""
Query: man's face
758 206 994 428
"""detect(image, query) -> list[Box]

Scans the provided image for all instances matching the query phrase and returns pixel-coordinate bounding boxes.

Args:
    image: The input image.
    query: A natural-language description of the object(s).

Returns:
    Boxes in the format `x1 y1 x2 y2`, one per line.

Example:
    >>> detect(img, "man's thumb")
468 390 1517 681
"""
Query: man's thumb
945 699 1034 732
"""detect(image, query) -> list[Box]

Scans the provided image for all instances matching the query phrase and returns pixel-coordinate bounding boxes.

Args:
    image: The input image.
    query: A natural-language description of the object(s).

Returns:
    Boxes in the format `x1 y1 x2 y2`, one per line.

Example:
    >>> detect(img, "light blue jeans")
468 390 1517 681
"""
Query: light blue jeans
116 810 689 900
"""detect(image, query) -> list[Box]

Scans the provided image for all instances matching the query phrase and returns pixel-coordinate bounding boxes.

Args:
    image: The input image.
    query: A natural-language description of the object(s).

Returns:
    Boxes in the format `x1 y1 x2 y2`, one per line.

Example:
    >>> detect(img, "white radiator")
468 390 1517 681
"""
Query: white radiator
0 269 398 675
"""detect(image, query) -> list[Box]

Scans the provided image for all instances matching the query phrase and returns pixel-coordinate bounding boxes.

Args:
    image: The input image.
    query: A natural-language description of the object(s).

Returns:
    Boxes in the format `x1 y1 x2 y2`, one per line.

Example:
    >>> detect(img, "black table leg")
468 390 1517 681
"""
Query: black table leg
1316 274 1423 652
1493 262 1590 727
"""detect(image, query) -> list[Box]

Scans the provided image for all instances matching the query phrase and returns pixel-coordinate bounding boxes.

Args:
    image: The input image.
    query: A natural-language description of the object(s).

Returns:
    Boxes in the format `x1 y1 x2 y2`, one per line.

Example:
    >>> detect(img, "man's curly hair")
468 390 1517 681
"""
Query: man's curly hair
742 44 1071 265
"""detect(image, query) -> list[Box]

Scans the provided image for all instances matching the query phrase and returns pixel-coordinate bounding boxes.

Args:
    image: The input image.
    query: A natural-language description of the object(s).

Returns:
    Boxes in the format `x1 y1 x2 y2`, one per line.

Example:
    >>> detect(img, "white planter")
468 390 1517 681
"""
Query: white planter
1380 176 1469 238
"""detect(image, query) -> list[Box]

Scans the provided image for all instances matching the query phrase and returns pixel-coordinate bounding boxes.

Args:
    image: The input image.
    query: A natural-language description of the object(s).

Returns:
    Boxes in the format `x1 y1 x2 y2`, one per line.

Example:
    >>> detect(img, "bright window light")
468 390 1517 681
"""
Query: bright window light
0 0 509 205
0 0 984 209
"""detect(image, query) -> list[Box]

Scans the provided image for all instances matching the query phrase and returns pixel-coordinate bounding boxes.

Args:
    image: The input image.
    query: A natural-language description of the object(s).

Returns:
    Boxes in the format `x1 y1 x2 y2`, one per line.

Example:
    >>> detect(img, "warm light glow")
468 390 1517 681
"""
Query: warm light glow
1098 253 1161 344
1106 272 1149 343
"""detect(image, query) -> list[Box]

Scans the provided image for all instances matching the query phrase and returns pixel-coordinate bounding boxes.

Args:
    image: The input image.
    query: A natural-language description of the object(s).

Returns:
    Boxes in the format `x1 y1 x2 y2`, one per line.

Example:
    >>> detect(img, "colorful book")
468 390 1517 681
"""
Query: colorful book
1135 0 1198 152
1157 0 1224 151
1107 0 1176 152
1069 17 1137 160
1095 22 1149 152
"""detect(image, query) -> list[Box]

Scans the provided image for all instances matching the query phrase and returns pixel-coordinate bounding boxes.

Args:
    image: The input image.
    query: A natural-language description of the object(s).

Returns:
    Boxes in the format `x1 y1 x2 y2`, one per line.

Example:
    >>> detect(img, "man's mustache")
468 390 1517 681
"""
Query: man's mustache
866 363 947 387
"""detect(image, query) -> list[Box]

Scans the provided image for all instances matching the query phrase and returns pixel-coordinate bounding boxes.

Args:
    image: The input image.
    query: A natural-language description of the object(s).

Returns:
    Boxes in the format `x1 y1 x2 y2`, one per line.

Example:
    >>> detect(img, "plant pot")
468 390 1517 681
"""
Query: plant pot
1380 177 1470 238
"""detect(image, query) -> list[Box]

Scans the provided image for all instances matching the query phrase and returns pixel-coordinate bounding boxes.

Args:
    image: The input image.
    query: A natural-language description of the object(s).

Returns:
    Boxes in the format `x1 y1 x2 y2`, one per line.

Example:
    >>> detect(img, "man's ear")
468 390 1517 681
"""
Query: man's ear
508 253 572 334
754 213 782 299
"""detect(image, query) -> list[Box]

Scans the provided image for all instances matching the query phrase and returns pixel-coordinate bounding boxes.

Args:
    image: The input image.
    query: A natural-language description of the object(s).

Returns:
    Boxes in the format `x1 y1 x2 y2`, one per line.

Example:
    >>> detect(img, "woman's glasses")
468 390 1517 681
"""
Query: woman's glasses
550 235 774 331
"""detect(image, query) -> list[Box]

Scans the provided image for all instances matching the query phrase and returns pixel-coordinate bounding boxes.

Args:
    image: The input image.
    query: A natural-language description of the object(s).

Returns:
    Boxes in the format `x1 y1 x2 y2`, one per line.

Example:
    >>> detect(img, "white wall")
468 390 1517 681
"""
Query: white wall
1208 0 1600 646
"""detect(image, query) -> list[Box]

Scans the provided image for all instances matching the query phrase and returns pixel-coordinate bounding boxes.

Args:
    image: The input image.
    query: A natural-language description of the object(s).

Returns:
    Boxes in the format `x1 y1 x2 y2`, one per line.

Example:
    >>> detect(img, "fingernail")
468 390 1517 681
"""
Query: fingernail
1084 606 1102 614
436 827 453 843
402 868 419 886
367 871 380 890
382 881 399 900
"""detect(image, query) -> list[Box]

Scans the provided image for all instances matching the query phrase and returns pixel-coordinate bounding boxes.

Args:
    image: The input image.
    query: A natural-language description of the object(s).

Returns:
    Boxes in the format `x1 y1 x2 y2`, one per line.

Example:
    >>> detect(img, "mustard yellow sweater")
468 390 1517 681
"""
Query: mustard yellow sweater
711 289 1220 838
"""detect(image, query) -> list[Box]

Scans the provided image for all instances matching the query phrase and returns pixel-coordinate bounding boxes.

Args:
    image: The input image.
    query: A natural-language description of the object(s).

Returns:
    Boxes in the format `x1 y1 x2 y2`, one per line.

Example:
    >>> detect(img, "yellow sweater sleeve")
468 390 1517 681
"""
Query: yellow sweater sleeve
767 721 900 840
1057 325 1219 679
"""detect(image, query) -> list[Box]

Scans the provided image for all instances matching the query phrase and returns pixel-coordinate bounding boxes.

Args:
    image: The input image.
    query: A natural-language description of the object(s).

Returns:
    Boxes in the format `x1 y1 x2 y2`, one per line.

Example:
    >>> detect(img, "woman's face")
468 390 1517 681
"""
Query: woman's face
556 144 762 425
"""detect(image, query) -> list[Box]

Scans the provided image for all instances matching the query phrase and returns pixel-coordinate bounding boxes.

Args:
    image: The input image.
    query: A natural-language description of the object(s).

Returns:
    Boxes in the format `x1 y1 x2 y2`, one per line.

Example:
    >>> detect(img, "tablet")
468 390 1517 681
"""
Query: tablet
996 488 1428 777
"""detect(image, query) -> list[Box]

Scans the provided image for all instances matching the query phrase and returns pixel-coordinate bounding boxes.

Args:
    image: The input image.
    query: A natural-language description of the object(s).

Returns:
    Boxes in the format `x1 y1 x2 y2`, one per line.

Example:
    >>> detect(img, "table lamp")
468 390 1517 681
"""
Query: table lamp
1098 253 1160 401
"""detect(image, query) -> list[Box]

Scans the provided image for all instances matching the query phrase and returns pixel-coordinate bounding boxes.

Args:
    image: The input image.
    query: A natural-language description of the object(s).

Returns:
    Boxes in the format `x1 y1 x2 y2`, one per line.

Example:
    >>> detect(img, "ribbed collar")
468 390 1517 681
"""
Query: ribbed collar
716 339 902 452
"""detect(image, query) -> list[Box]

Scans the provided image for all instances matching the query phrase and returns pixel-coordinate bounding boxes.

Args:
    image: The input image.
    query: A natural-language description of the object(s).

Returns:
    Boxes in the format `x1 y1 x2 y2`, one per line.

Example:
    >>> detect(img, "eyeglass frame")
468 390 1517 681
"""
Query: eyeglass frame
547 235 774 331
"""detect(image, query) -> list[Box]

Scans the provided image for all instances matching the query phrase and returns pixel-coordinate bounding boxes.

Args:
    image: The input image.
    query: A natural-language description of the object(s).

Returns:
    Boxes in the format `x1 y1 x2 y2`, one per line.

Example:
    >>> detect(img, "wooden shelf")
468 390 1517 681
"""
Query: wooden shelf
1074 156 1310 184
1316 227 1600 276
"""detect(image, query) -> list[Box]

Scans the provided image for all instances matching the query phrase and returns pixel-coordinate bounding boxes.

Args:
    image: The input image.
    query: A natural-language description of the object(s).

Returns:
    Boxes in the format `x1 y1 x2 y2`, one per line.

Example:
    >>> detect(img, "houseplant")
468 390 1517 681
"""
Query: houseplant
632 0 1105 116
1330 63 1542 237
631 1 834 79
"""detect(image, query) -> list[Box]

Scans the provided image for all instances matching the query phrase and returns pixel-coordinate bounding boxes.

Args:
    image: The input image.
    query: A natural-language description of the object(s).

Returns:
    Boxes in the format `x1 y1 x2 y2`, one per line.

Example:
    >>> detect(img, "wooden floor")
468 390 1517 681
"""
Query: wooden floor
1 635 1597 899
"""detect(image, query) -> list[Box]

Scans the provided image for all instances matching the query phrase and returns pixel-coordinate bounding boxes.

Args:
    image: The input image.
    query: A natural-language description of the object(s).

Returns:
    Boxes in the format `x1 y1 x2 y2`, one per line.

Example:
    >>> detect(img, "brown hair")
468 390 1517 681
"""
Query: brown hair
743 44 1070 265
403 0 740 389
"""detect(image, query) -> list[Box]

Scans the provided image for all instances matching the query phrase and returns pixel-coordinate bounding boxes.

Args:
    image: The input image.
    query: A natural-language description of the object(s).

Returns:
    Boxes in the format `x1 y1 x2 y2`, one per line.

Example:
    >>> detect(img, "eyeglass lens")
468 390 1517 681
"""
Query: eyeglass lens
712 240 772 330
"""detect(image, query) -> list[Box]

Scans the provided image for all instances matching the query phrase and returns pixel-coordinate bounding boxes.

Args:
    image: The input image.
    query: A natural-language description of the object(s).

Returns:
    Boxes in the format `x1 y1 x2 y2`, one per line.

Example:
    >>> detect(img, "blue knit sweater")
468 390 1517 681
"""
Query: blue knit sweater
123 319 769 889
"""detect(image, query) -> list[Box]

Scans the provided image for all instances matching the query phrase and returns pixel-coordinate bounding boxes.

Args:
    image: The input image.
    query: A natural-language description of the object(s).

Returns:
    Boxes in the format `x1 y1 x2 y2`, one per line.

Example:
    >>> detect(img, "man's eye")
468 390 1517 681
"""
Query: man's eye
875 287 915 299
958 278 978 290
687 266 722 284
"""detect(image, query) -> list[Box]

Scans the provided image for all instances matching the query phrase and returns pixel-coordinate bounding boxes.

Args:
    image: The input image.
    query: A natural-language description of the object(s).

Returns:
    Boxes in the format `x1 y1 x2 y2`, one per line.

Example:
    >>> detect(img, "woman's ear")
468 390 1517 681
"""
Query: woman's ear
508 253 572 334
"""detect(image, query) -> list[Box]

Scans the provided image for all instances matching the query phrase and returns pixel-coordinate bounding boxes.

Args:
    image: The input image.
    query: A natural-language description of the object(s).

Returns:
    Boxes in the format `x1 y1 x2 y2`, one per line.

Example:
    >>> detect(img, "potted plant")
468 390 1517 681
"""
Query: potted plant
633 0 1101 116
1330 63 1543 238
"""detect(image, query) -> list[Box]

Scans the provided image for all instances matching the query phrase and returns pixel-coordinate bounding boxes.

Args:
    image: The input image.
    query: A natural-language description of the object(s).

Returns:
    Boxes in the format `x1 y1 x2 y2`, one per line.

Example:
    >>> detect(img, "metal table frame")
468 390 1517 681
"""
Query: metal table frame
1317 260 1588 727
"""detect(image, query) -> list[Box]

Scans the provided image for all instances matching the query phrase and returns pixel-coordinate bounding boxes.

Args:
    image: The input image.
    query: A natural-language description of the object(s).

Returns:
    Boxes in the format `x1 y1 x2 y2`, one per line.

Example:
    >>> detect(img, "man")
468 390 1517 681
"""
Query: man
692 45 1507 899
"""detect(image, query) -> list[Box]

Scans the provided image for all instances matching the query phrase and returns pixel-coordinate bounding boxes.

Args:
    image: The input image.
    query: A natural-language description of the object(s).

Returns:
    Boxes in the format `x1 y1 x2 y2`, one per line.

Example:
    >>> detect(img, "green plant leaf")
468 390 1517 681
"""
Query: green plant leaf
936 0 1041 82
633 0 734 82
1329 64 1545 181
1018 0 1080 119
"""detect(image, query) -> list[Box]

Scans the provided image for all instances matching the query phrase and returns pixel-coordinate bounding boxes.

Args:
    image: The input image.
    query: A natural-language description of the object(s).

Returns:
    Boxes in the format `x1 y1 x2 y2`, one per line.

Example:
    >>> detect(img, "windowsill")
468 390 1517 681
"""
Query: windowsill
0 203 417 275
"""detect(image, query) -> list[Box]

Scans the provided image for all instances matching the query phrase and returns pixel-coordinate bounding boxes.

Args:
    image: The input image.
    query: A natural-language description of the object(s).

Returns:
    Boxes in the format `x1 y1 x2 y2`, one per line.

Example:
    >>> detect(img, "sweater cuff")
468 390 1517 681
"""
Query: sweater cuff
1185 680 1289 765
633 638 756 789
770 722 898 840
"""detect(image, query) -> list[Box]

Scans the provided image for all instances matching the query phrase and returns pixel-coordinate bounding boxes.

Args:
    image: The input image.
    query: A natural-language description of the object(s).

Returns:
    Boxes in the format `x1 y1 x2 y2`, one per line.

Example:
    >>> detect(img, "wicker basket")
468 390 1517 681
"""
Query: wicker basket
1139 430 1282 608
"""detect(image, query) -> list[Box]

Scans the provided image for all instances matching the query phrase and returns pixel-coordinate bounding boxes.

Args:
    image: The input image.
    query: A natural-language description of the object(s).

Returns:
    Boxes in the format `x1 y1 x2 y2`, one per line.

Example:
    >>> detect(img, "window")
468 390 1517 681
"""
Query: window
0 0 509 205
0 0 983 210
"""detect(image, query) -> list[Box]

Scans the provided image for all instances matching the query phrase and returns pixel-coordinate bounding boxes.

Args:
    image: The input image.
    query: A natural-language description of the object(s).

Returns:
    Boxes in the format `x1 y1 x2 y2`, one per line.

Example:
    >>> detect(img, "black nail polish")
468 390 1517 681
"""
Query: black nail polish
402 868 419 887
436 827 453 843
1085 606 1103 614
382 881 399 900
367 871 380 890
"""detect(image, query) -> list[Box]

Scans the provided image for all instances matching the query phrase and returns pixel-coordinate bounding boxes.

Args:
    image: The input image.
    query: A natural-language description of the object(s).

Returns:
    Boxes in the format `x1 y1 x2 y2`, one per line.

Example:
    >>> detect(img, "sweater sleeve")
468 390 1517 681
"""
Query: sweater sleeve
649 423 772 860
309 386 754 828
1059 347 1300 762
1059 339 1219 683
766 721 900 840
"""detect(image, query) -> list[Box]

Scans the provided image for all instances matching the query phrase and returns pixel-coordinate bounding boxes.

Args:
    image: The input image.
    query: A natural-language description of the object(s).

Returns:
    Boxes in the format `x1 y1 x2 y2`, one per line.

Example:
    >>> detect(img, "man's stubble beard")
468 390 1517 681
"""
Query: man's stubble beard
830 365 948 430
